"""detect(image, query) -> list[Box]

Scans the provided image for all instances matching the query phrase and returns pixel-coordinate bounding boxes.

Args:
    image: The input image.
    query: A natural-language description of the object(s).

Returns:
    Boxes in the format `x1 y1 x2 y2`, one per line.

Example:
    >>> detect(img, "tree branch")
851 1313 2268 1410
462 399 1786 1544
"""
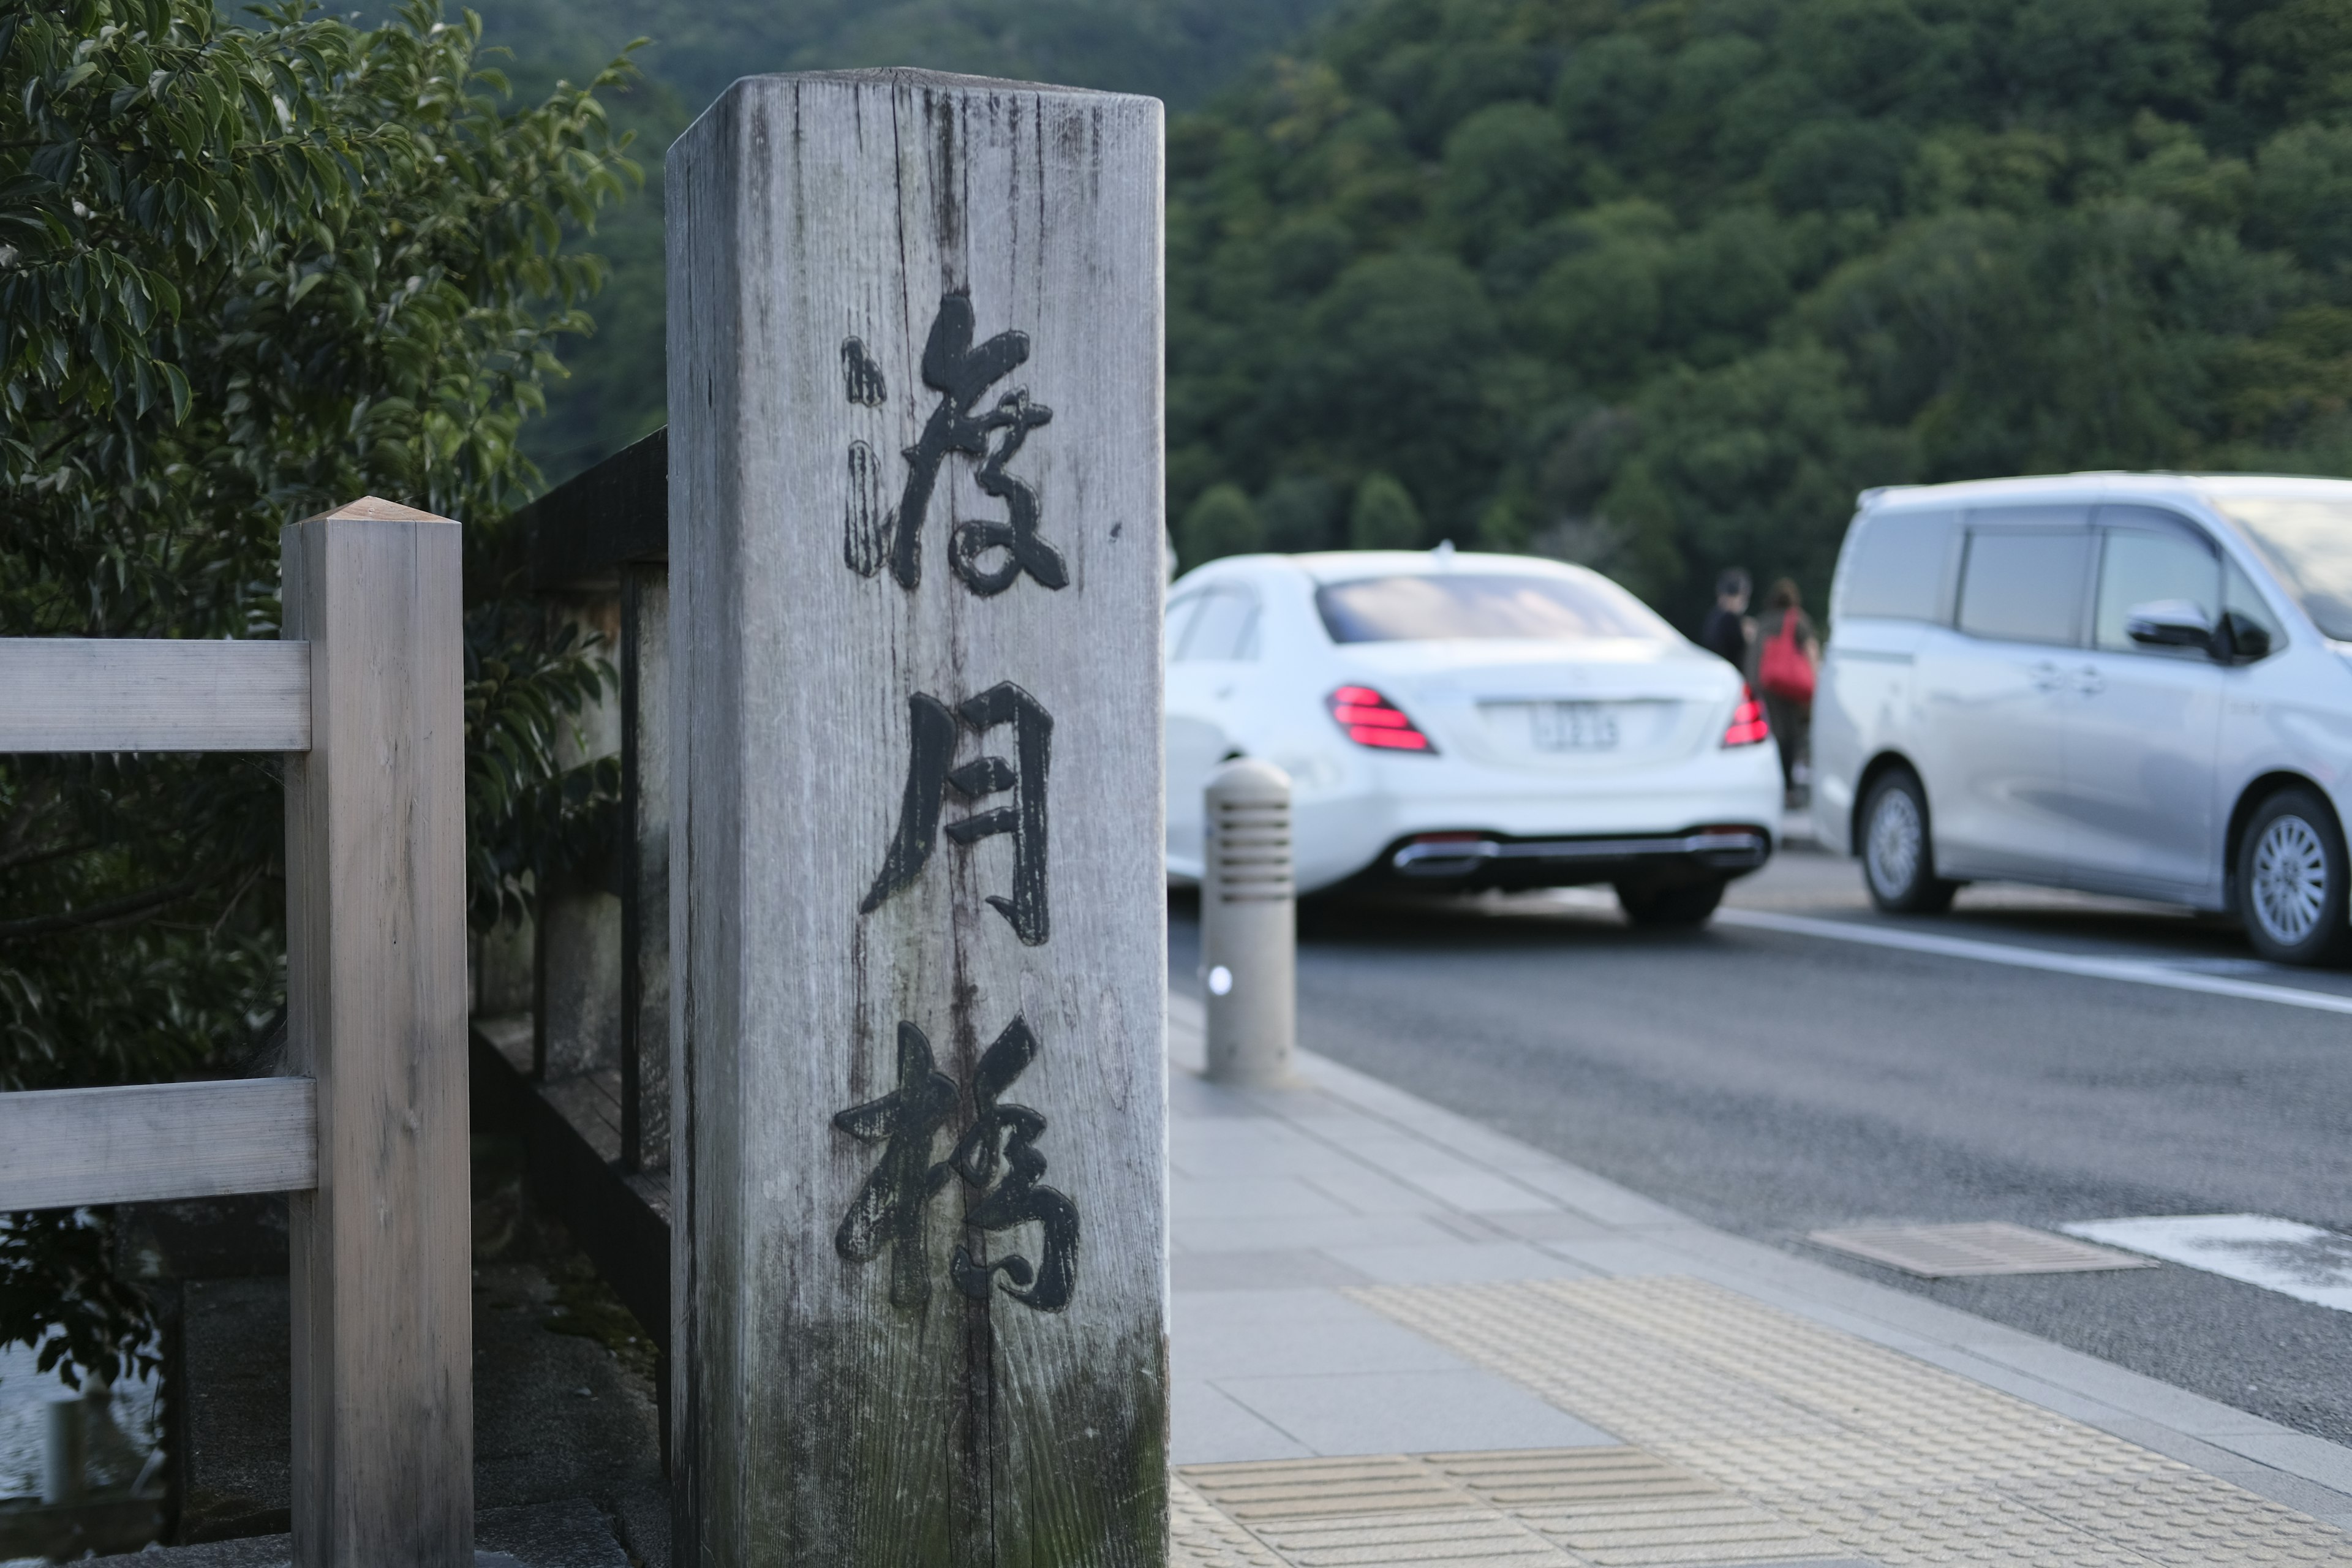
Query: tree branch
0 867 226 943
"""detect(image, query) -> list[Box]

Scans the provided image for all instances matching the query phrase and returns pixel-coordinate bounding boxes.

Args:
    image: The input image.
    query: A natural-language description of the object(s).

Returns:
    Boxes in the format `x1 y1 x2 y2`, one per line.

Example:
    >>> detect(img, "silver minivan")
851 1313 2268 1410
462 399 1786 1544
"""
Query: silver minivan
1811 472 2352 965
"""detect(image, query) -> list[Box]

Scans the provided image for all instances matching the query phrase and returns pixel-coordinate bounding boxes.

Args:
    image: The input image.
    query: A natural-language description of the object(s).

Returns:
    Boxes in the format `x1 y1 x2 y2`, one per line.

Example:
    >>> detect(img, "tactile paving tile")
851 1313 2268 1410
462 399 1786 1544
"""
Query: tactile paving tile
1180 1448 1843 1566
1348 1275 2352 1566
1806 1222 2157 1277
1172 1474 1291 1568
1250 1507 1573 1567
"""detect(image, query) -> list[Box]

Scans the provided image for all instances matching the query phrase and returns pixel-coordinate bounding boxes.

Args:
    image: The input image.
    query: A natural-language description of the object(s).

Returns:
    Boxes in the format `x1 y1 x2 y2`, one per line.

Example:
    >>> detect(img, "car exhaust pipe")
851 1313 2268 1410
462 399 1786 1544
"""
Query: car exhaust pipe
1202 760 1296 1087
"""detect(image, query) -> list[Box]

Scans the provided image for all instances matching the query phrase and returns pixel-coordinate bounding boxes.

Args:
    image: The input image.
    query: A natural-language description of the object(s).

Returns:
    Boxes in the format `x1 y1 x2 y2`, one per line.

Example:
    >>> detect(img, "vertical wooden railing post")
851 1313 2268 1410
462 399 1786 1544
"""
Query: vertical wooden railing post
668 70 1167 1566
281 497 473 1567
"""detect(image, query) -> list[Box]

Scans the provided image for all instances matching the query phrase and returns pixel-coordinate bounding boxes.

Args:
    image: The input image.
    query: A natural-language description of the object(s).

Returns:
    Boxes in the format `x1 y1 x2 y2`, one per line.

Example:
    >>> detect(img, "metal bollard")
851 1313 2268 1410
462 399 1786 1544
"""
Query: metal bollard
1202 759 1296 1086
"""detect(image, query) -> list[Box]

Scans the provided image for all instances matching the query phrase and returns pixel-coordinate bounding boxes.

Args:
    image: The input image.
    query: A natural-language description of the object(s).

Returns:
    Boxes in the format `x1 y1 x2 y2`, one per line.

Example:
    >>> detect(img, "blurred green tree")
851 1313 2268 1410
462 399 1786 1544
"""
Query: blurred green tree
1180 483 1264 567
1350 472 1425 549
443 0 1352 475
1167 0 2352 625
1260 474 1344 552
1 0 636 1392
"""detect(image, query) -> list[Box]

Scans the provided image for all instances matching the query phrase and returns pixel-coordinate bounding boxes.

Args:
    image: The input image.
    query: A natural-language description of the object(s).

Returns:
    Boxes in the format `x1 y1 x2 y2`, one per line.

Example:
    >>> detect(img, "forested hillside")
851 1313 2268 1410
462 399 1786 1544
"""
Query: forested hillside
464 0 1342 473
1169 0 2352 622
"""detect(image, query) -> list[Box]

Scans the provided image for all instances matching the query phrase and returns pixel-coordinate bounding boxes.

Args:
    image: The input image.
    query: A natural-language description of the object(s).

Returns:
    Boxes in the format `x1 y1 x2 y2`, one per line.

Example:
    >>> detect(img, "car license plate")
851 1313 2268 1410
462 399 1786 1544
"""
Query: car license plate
1528 702 1618 751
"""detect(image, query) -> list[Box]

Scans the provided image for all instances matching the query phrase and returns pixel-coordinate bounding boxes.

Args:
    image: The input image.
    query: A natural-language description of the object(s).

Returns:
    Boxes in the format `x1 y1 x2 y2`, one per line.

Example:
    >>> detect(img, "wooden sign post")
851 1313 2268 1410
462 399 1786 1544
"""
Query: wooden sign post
666 70 1166 1566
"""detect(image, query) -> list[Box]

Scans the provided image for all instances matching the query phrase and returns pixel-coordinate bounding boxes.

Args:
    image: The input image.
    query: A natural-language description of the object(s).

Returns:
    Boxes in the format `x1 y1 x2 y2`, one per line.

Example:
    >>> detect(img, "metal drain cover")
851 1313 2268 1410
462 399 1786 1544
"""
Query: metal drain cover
1807 1221 2160 1277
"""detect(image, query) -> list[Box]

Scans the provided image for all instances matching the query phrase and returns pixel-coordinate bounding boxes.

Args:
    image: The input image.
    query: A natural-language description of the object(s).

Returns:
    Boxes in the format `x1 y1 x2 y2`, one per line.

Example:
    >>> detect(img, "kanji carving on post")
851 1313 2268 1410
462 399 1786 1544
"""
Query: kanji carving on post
859 681 1052 944
832 1020 960 1310
944 1016 1077 1311
845 293 1067 597
833 1015 1078 1313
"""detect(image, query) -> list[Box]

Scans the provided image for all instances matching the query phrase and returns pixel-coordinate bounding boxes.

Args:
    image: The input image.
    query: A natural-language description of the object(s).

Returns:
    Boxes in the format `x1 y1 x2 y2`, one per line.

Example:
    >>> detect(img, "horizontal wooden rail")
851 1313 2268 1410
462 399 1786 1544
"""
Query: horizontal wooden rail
0 1078 317 1210
0 638 310 753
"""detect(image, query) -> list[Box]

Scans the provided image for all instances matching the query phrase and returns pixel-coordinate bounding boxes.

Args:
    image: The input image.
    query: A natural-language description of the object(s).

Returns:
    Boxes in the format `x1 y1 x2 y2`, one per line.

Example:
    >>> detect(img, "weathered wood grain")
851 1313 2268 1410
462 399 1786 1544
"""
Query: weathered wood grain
620 567 672 1172
0 1079 317 1210
0 638 309 753
281 496 473 1567
668 69 1167 1568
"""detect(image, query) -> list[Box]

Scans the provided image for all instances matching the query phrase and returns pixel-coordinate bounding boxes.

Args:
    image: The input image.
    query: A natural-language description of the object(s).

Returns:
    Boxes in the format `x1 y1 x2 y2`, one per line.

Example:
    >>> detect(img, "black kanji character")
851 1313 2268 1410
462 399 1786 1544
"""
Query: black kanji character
859 682 1052 945
944 1017 1078 1312
832 1020 959 1309
876 293 1067 597
832 1015 1080 1314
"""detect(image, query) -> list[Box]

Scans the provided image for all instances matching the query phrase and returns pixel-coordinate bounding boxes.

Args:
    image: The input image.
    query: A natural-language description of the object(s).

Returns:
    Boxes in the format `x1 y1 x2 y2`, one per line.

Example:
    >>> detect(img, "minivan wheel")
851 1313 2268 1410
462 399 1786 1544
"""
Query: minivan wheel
1860 769 1958 914
1616 877 1727 927
2237 788 2351 966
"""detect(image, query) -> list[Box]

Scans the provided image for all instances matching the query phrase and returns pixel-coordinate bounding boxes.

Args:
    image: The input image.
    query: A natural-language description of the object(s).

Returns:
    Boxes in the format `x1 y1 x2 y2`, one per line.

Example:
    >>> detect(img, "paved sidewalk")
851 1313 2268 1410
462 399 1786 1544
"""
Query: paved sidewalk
1164 992 2352 1566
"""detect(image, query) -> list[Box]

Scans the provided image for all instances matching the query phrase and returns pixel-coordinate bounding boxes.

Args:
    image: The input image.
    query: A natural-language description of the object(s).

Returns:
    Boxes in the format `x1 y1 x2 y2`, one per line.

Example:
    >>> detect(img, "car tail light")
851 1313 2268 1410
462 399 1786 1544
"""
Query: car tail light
1721 685 1771 747
1327 685 1437 753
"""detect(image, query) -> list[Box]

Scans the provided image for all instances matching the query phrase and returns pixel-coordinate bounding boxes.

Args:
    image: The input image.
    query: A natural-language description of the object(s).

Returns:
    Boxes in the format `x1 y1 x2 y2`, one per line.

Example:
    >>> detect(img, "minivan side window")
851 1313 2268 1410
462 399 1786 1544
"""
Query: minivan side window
2094 525 2220 657
1836 509 1957 622
1956 512 2093 646
2223 559 2285 658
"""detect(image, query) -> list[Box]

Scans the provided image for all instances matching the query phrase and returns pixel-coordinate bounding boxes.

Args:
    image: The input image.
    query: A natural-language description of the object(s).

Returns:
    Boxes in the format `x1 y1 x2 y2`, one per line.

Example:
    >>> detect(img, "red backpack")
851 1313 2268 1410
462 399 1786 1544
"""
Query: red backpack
1758 614 1815 701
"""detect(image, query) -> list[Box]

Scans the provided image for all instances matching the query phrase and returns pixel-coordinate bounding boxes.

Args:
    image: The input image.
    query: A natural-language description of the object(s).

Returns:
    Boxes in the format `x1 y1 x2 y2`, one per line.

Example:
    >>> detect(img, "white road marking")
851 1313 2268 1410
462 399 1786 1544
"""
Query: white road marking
2063 1215 2352 1311
1539 892 2352 1018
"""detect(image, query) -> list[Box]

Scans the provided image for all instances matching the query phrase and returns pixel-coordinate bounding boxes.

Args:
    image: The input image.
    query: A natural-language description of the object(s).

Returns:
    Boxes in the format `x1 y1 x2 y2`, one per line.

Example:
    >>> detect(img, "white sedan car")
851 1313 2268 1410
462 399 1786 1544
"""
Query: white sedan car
1166 548 1787 923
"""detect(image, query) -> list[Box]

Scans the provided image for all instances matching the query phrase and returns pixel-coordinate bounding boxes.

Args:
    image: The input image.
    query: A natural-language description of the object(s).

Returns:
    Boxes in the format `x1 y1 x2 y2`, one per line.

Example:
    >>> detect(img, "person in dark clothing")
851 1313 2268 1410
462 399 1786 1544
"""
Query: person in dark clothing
1756 576 1820 802
1698 568 1752 671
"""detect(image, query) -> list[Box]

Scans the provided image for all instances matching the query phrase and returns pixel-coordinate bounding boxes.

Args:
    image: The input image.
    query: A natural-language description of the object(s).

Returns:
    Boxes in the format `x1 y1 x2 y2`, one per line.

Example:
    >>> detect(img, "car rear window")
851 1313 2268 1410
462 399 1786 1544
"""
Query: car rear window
1314 572 1675 644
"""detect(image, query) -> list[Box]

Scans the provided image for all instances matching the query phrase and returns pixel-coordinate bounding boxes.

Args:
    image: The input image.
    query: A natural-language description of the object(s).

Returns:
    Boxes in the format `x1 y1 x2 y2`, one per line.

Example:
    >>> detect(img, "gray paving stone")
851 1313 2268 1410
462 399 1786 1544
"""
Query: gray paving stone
2210 1432 2352 1491
1481 1209 1617 1244
1169 1140 1374 1181
1534 1236 1710 1276
1175 1175 1359 1221
1173 1290 1470 1380
1476 1163 1693 1228
1296 1133 1499 1180
1168 1080 1273 1120
1177 1212 1483 1254
1209 1368 1618 1458
1936 1338 2286 1436
1173 1379 1314 1466
1398 1170 1560 1215
1295 1165 1458 1216
1322 1241 1597 1287
1174 1250 1380 1292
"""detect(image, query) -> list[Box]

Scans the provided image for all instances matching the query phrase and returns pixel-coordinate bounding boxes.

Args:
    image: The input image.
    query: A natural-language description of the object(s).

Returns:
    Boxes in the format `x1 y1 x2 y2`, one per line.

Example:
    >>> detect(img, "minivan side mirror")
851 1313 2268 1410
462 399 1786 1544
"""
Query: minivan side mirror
2218 609 2273 663
2125 598 2215 651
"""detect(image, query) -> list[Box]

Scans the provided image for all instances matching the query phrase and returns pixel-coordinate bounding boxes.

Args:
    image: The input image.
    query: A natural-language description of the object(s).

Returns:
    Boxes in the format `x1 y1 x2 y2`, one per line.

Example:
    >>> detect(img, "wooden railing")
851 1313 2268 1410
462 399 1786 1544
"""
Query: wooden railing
0 498 474 1568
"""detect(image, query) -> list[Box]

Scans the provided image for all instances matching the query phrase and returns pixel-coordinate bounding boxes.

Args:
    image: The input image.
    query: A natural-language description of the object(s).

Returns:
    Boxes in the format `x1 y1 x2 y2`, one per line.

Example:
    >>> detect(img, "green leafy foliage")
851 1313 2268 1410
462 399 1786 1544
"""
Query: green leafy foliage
1178 481 1264 567
1169 0 2352 623
1 0 638 1391
1349 471 1424 548
450 0 1352 475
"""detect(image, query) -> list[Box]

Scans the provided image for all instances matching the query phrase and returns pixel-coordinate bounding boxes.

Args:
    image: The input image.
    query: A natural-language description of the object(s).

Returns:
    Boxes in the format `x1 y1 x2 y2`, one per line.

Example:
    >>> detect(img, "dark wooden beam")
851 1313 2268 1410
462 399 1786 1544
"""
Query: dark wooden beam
516 427 669 591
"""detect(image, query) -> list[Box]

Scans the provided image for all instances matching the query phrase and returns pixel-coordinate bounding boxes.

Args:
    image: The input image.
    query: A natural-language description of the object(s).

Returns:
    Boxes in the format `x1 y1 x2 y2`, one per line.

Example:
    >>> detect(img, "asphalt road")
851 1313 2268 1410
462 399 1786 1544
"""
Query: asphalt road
1169 837 2352 1446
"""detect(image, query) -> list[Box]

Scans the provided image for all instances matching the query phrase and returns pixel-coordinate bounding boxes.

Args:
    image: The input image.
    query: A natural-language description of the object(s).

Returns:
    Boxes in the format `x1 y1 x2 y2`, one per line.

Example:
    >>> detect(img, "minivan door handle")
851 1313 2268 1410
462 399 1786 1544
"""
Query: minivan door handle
2075 664 2105 696
2029 660 2064 693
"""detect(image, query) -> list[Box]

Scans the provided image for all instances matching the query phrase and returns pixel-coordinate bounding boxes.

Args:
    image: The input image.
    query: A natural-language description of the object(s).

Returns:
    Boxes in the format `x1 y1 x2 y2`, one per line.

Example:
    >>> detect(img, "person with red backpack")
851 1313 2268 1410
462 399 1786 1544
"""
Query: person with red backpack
1756 576 1820 805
